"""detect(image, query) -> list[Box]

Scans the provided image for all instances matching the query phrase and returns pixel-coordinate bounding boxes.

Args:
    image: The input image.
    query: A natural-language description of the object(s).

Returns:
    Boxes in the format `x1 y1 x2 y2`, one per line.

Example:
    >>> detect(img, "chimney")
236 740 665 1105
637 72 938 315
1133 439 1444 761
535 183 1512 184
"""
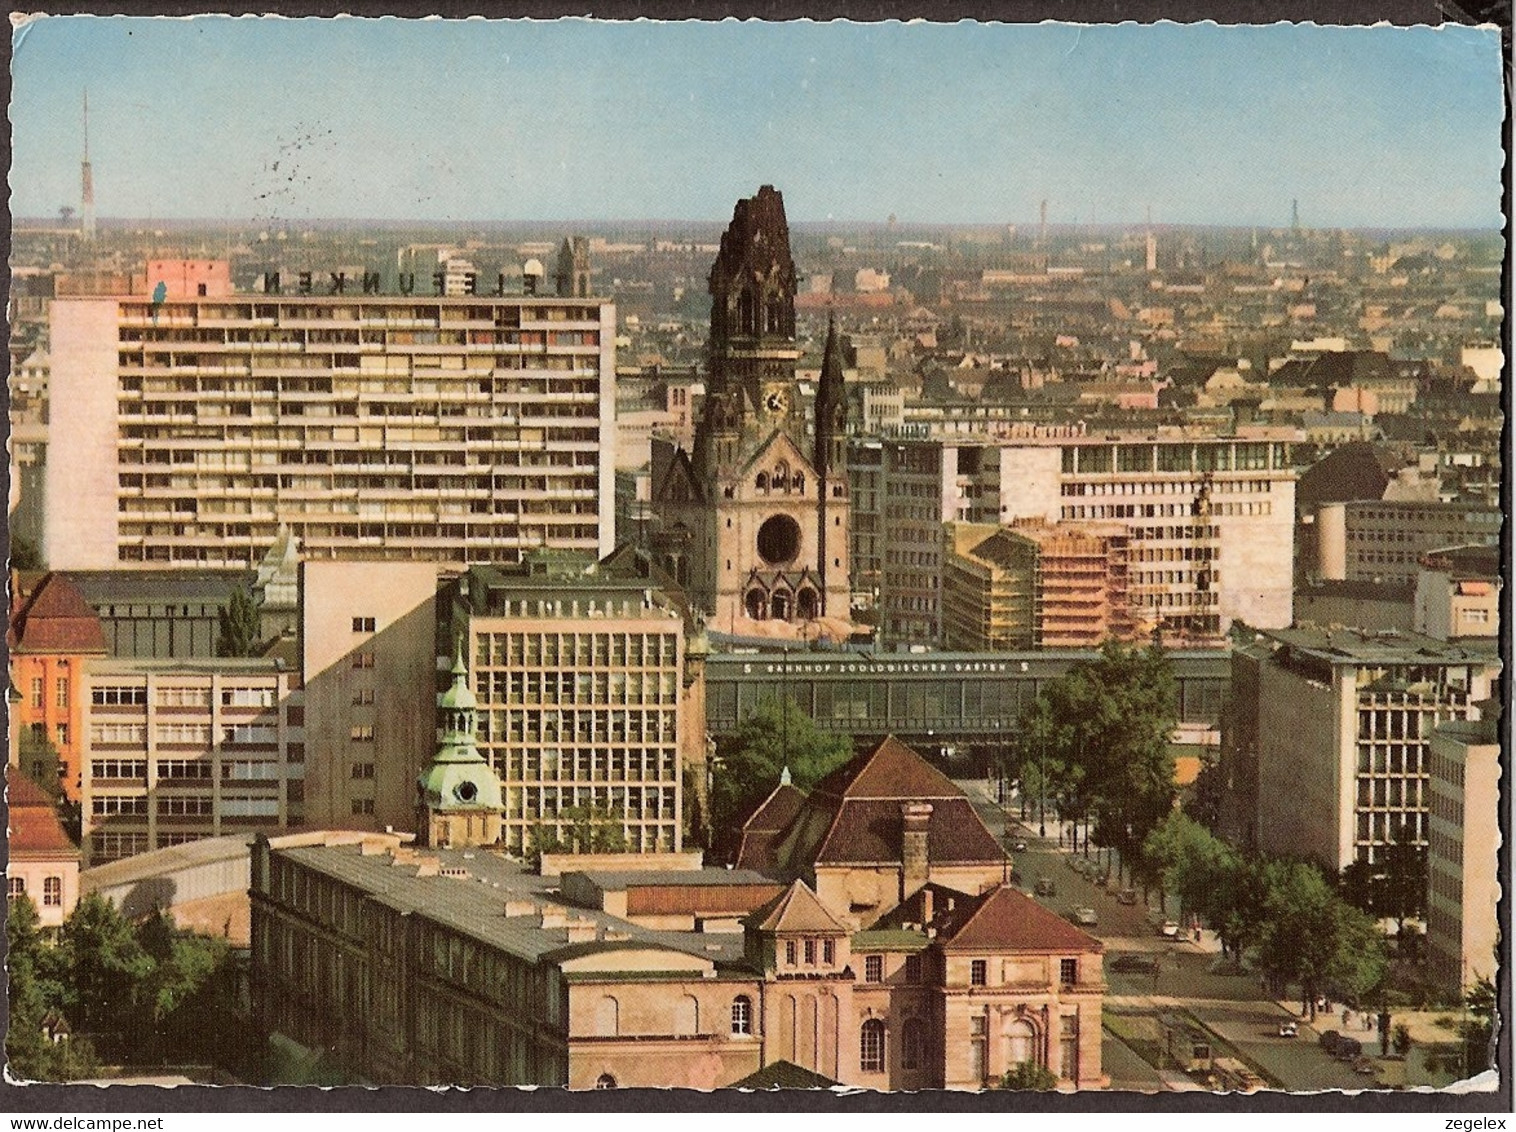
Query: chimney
900 801 933 902
920 887 933 928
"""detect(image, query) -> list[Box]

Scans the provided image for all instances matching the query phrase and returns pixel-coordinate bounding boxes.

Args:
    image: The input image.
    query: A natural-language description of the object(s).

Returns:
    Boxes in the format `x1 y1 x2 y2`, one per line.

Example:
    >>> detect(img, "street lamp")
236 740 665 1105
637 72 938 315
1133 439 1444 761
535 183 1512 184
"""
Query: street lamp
1038 732 1047 839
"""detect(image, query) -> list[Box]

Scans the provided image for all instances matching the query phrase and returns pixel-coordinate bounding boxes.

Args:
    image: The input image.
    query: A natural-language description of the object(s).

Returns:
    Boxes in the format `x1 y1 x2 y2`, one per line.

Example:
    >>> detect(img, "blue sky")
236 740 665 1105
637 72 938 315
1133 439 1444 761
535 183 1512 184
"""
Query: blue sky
8 17 1505 228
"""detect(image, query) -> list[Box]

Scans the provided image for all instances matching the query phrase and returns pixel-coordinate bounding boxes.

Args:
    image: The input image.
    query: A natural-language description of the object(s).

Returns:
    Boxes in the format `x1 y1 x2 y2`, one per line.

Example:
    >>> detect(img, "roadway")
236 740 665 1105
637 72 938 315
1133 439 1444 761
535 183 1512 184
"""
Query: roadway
960 780 1384 1093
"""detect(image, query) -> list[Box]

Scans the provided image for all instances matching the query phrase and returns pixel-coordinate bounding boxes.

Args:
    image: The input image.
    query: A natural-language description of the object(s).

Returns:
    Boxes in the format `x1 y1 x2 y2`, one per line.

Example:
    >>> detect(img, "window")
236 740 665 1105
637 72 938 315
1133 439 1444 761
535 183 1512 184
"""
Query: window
1060 958 1078 986
803 939 816 965
865 954 883 983
56 677 70 710
860 1019 886 1073
970 959 987 987
351 762 375 780
594 1074 617 1090
43 877 62 907
350 726 375 742
902 1017 925 1071
55 724 69 747
351 799 375 815
823 939 835 965
904 953 922 983
352 652 376 670
8 877 25 899
731 996 752 1036
30 677 43 708
1004 1018 1036 1067
93 685 148 706
785 940 797 965
352 616 376 633
352 689 375 706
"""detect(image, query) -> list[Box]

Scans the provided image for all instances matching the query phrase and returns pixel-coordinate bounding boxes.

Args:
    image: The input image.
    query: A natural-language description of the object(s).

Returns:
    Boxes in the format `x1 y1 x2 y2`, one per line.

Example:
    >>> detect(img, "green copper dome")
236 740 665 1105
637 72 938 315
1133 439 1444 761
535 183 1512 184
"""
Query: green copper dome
418 646 502 813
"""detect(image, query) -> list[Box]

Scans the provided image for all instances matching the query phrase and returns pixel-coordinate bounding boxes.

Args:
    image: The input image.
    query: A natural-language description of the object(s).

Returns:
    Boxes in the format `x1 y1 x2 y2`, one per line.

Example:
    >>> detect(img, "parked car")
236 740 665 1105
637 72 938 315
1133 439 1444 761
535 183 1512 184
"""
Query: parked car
1278 1021 1299 1038
1159 920 1180 938
1035 877 1057 897
1117 889 1139 905
1074 907 1098 926
1012 839 1027 853
1352 1056 1377 1075
1093 872 1110 887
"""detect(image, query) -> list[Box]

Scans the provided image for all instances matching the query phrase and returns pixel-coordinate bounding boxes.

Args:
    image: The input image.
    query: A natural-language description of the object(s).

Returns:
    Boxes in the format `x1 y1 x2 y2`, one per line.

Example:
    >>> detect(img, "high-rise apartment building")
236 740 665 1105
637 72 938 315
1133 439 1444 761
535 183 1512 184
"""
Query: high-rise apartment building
46 269 616 570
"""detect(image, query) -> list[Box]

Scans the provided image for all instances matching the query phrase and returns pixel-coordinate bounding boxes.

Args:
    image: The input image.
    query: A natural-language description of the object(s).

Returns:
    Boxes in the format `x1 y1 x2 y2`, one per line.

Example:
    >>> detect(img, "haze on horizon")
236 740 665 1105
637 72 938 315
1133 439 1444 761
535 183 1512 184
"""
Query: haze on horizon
9 16 1505 231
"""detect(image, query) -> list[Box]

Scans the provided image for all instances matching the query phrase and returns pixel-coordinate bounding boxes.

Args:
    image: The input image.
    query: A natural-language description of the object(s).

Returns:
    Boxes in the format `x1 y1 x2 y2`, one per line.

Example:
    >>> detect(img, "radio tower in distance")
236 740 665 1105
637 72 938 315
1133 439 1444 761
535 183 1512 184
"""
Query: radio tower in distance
81 90 96 240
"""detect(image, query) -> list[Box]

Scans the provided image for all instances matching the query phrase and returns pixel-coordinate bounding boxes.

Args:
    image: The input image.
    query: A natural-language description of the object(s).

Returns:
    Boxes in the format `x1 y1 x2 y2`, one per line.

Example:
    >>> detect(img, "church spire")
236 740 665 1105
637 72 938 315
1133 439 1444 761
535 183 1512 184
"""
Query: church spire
417 641 503 849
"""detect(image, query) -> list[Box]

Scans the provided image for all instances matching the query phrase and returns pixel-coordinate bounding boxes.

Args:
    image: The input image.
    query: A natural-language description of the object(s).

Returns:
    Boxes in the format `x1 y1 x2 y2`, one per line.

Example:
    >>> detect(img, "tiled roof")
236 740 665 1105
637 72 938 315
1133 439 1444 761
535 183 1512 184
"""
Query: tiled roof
744 879 848 934
9 573 108 655
812 735 964 801
937 885 1102 954
743 783 806 833
5 767 80 859
814 797 1005 867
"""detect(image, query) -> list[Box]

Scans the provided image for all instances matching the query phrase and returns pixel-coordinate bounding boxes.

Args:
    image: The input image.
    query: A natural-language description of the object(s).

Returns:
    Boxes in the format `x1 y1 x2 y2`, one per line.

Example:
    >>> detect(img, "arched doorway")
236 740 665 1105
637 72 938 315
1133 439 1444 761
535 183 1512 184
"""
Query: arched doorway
771 591 791 621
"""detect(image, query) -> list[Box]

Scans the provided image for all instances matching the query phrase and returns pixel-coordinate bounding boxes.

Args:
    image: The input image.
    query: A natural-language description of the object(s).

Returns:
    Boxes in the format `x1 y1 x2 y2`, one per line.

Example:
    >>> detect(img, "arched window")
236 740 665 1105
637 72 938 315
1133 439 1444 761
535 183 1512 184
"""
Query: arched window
860 1018 886 1073
793 473 805 494
756 472 769 492
674 994 699 1036
731 995 753 1036
737 290 757 336
594 1073 618 1090
766 299 784 335
773 462 789 489
902 1017 925 1071
771 591 791 621
796 588 818 620
745 589 766 621
1003 1017 1036 1067
595 996 619 1037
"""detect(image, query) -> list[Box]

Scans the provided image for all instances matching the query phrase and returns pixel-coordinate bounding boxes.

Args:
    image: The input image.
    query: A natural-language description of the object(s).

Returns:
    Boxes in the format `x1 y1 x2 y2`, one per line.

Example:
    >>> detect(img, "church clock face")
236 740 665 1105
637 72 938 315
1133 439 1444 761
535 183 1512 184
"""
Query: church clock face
763 386 791 415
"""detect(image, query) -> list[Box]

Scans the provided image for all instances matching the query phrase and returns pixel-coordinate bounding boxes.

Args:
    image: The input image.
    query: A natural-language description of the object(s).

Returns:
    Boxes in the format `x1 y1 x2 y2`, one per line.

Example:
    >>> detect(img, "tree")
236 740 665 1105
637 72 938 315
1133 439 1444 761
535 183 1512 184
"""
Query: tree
1392 1022 1412 1059
10 533 44 571
998 1061 1059 1091
707 696 853 862
1017 641 1178 881
1461 976 1497 1076
1376 821 1428 949
1256 860 1387 1016
6 894 99 1082
55 893 154 1047
556 805 629 855
18 728 65 800
215 585 262 658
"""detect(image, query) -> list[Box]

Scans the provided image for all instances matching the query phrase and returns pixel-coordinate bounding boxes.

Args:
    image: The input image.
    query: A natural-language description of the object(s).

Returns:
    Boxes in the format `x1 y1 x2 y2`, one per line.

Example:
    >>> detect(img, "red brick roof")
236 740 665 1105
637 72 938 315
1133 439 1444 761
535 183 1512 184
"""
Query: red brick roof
742 782 806 833
5 767 80 859
811 735 963 801
8 573 107 655
938 885 1102 954
744 879 848 934
813 797 1005 867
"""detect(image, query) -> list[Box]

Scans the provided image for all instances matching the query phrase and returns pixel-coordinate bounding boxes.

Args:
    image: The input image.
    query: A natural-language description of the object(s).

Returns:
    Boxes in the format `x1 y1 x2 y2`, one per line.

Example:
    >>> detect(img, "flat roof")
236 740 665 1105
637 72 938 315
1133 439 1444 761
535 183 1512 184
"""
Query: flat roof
1264 626 1501 666
572 868 779 890
82 834 255 891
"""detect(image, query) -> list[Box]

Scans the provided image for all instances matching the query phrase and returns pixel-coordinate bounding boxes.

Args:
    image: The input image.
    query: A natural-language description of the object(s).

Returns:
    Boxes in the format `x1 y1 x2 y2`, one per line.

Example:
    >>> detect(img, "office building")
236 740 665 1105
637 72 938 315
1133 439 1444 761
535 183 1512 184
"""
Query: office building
77 657 305 866
1412 544 1501 641
852 426 1298 648
1425 711 1501 995
1313 500 1502 586
1225 627 1500 872
46 262 616 571
438 552 692 857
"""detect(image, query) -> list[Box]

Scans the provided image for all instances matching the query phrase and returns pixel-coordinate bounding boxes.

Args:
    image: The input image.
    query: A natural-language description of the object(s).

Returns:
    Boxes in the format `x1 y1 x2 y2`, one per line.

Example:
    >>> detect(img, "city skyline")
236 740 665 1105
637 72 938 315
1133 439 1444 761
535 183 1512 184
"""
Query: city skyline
9 17 1505 229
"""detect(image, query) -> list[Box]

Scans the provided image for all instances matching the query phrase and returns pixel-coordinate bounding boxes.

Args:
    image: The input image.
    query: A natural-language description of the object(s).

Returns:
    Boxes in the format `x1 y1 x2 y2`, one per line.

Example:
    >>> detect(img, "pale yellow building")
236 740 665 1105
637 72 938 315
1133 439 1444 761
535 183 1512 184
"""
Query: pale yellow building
1426 713 1501 995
